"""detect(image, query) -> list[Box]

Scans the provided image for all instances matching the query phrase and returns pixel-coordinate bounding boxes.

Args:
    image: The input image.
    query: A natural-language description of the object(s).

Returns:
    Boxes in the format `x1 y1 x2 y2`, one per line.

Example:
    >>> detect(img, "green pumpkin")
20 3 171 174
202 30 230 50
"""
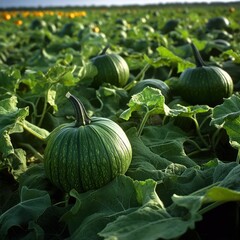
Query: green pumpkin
44 93 132 193
206 17 230 31
222 60 240 88
91 47 129 88
178 43 233 106
161 19 179 34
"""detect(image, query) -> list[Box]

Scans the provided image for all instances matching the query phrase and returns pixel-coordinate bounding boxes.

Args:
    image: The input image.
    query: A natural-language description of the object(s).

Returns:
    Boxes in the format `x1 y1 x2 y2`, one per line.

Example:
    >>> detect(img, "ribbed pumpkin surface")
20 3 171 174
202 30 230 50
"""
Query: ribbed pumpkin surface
91 53 129 87
179 66 233 106
44 117 132 193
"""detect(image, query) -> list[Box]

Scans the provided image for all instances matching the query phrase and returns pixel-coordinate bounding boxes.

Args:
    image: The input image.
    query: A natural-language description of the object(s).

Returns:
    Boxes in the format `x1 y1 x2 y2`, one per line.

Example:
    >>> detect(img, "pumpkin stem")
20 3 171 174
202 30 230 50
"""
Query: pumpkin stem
99 44 110 55
66 92 91 127
191 43 206 67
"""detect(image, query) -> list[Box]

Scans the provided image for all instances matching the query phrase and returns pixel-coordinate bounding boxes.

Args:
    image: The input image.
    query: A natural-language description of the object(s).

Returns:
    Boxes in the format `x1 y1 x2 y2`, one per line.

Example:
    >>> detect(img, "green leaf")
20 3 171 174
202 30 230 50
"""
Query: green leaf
210 94 240 127
210 94 240 149
47 86 58 112
120 87 170 120
0 67 21 93
204 186 240 202
78 61 98 84
218 164 240 190
100 206 192 240
96 84 128 117
0 96 29 156
18 163 52 192
22 120 50 140
61 175 162 240
224 117 240 149
141 123 196 167
45 64 79 86
221 49 240 64
100 188 203 240
0 186 51 238
158 160 238 207
169 104 211 118
126 127 172 181
121 87 211 122
144 46 194 73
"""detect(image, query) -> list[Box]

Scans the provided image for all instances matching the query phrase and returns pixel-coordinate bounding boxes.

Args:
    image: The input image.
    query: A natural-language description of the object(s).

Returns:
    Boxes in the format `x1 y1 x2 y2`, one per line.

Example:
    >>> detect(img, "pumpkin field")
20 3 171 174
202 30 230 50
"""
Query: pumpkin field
1 2 240 239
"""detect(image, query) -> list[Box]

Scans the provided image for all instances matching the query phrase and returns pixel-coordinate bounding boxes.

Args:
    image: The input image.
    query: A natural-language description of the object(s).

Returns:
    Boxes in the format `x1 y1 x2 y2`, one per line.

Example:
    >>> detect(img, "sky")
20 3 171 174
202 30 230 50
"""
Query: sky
0 0 239 8
0 0 237 8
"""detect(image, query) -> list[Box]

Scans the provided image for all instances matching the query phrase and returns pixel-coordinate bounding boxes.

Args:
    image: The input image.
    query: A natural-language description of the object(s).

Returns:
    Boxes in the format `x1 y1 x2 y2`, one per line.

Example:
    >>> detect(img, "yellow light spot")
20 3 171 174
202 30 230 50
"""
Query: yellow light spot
14 19 23 25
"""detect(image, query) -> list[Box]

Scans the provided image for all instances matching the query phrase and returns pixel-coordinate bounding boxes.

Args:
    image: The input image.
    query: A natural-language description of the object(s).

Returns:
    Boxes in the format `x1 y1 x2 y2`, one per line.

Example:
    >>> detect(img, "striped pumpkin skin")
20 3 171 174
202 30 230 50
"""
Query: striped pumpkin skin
178 43 233 107
91 53 129 87
179 66 233 106
44 117 132 193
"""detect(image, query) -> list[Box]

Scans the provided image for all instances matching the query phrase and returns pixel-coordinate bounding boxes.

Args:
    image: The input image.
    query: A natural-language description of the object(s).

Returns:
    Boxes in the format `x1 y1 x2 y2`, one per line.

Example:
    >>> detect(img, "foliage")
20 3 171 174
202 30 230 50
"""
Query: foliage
0 3 240 240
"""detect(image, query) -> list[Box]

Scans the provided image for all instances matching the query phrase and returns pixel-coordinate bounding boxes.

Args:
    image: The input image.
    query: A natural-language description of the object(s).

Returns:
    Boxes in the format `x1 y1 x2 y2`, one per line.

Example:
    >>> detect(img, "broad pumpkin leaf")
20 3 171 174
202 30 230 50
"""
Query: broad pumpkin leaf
123 163 240 240
0 96 29 157
204 186 240 202
18 163 56 193
100 186 203 240
210 94 240 149
0 186 51 238
210 94 240 127
141 123 196 167
221 49 240 64
22 120 50 140
120 87 170 120
144 46 194 73
45 64 79 86
99 202 200 240
61 175 162 240
96 84 128 117
224 117 240 149
78 61 98 84
126 127 172 181
158 161 238 207
0 68 21 93
121 87 211 122
169 104 211 118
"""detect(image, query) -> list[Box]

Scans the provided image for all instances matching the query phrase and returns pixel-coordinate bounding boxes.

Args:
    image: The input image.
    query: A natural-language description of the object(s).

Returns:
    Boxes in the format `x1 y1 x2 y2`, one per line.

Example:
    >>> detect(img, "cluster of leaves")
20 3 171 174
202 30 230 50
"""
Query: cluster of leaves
1 3 240 240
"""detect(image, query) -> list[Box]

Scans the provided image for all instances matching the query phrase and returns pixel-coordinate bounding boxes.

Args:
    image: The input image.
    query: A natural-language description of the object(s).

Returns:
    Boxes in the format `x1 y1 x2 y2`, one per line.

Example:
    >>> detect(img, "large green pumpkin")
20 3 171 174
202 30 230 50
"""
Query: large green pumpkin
178 43 233 106
91 47 129 88
206 17 230 31
44 93 132 193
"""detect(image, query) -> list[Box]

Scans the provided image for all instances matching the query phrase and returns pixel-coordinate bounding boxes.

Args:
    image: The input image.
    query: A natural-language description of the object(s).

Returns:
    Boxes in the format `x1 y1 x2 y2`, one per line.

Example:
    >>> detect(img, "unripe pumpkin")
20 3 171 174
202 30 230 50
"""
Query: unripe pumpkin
44 92 132 193
178 43 233 106
206 17 230 31
91 46 130 88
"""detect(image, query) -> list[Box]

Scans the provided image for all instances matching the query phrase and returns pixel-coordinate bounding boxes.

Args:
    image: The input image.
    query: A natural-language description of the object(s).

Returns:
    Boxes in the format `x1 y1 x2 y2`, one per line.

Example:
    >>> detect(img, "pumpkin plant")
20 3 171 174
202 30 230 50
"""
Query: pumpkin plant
43 92 132 193
90 46 130 88
177 43 233 106
129 78 172 104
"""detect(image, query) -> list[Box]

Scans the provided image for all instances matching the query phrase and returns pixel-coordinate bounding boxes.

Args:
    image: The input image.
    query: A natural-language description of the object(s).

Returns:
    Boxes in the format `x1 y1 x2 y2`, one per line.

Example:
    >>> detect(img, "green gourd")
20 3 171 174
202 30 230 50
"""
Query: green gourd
178 43 233 106
44 92 132 193
91 47 130 88
206 17 230 31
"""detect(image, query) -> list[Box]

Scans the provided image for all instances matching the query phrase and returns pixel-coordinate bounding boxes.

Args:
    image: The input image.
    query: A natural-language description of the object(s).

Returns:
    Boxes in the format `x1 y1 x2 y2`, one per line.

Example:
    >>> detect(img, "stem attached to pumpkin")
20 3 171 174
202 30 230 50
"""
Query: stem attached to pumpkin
191 43 206 67
66 92 91 127
99 44 110 55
